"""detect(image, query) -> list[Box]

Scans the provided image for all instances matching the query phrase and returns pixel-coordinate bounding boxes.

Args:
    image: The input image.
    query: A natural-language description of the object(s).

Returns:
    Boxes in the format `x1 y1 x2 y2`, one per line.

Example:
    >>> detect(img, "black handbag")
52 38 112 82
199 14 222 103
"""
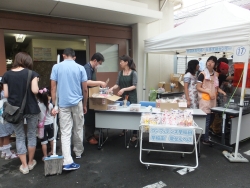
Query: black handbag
2 70 32 124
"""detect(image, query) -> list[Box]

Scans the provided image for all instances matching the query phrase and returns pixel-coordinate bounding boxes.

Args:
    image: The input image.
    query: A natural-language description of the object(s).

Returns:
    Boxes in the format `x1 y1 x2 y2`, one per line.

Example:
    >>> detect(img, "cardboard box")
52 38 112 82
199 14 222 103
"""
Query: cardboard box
158 82 165 88
170 74 184 92
156 102 187 111
164 83 171 92
89 87 121 110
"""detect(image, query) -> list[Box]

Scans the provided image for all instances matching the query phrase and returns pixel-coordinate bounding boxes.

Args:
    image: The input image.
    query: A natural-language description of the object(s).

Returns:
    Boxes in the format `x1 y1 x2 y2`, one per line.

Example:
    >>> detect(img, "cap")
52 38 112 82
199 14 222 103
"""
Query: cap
219 62 229 70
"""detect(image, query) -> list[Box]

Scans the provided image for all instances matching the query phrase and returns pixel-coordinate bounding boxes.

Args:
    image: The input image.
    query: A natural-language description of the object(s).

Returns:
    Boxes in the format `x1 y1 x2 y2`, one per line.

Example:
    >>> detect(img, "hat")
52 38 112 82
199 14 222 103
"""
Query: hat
219 62 229 70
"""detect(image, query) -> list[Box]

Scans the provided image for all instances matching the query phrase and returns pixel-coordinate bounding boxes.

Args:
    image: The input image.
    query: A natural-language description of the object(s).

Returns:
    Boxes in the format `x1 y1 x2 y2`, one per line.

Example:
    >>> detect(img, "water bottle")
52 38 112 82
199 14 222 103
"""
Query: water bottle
37 122 44 139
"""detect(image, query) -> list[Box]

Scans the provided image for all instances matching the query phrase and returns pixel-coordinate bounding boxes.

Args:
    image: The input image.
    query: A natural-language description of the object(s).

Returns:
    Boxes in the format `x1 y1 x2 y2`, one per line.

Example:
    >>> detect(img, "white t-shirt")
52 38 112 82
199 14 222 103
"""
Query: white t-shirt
38 102 54 125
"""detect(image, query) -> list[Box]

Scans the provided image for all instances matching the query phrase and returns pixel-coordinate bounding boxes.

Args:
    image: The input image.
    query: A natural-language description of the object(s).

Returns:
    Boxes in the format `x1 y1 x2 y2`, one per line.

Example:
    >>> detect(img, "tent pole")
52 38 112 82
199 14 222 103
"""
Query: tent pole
234 59 248 158
142 53 147 101
223 46 249 163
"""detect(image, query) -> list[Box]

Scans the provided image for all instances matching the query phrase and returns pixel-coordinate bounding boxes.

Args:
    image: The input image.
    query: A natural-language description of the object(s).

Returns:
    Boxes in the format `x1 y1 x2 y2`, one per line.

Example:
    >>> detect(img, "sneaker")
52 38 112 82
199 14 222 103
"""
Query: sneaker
202 140 210 145
63 163 80 171
28 160 37 170
76 155 81 159
19 165 29 174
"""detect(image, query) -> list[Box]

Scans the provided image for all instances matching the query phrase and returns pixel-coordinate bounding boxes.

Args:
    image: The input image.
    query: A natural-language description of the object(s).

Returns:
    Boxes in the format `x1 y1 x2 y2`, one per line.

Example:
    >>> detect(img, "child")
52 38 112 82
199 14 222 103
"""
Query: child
37 88 54 160
0 83 18 160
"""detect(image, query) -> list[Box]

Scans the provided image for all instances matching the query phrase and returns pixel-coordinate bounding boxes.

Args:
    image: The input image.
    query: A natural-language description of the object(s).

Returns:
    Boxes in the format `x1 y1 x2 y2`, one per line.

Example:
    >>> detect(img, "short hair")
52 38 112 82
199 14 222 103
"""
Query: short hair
206 56 218 70
12 52 33 70
91 52 105 62
63 48 75 57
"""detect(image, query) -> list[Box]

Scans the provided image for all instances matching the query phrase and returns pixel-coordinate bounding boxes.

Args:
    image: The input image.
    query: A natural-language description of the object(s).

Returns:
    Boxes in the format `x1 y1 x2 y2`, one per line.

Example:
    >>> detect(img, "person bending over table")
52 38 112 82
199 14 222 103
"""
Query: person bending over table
84 53 107 145
109 55 138 141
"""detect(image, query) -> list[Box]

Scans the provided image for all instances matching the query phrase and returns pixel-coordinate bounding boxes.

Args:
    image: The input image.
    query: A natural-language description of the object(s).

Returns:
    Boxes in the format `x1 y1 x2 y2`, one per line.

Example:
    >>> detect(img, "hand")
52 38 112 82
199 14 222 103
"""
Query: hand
187 100 191 108
117 89 124 96
100 81 107 88
83 106 87 114
222 92 227 96
108 88 113 93
51 107 59 116
209 92 215 100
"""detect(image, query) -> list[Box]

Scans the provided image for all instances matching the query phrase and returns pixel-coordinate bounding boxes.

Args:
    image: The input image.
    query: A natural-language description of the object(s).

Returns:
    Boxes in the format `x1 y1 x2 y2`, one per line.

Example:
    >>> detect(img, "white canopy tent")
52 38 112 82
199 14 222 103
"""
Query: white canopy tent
144 2 250 162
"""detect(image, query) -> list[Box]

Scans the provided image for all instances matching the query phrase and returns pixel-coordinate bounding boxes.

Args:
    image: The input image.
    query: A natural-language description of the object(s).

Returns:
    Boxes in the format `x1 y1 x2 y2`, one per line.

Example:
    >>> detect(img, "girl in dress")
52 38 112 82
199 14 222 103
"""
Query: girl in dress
37 88 54 161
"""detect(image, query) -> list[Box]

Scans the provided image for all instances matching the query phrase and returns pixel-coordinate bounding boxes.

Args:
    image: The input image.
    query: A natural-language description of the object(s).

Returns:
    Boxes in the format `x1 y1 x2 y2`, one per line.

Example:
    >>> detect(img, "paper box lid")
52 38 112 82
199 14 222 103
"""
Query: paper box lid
89 86 121 102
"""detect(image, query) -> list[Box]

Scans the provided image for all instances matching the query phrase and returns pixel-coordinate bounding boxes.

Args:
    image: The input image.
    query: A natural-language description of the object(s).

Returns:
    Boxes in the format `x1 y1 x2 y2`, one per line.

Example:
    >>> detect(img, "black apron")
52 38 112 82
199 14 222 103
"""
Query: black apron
119 70 137 104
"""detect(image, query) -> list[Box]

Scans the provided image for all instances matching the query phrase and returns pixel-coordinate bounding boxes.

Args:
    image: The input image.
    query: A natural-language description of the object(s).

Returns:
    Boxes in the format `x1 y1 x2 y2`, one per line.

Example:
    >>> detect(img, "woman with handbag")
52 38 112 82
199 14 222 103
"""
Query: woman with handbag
2 52 40 174
37 87 54 161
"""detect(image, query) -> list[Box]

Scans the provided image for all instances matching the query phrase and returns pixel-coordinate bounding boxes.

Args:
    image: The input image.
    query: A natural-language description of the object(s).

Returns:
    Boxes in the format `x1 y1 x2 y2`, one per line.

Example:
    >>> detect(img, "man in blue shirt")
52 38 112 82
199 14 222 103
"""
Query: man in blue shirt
51 48 88 171
84 53 106 145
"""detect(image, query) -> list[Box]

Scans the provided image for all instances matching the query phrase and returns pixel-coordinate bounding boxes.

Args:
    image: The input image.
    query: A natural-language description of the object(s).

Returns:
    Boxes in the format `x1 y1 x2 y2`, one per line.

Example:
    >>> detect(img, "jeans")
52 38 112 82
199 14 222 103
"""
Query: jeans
13 114 38 155
203 113 215 141
59 101 84 165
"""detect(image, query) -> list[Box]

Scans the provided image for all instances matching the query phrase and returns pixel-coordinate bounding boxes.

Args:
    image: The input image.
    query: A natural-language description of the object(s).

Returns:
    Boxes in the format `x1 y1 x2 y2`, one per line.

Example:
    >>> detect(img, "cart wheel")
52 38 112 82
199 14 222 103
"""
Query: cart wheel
162 147 164 150
147 151 150 155
127 145 129 149
135 144 138 148
146 165 150 170
98 146 102 150
181 153 185 158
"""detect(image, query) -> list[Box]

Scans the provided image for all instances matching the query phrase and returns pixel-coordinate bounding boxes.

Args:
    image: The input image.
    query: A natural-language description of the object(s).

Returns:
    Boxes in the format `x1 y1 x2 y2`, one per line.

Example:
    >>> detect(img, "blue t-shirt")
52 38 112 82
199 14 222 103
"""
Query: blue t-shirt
50 59 87 107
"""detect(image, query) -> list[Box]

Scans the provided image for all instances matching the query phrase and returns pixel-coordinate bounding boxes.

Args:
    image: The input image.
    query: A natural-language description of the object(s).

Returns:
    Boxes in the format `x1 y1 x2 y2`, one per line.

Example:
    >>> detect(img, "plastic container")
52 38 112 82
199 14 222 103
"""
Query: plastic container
129 104 141 112
218 93 250 110
107 103 120 110
233 63 250 88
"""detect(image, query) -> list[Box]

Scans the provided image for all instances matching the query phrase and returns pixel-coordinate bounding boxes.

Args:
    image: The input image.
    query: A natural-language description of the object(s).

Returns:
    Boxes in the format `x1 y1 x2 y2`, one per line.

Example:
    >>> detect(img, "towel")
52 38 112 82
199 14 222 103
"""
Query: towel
203 68 218 87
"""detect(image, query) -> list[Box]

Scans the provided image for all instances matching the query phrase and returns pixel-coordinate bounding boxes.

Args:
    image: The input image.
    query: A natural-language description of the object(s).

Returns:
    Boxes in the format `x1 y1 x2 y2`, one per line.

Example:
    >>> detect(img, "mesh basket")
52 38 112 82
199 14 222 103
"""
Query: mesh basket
218 93 250 110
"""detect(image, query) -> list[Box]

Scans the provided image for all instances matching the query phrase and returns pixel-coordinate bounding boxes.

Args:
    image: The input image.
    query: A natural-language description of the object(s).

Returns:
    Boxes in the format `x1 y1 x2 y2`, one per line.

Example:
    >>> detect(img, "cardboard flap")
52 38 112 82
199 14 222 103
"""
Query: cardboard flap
107 95 121 102
89 87 100 97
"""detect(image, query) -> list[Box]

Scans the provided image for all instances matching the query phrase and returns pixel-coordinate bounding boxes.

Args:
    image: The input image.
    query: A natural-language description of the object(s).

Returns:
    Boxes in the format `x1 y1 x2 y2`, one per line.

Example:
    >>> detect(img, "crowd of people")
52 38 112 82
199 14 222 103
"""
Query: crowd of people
0 48 138 174
183 56 234 144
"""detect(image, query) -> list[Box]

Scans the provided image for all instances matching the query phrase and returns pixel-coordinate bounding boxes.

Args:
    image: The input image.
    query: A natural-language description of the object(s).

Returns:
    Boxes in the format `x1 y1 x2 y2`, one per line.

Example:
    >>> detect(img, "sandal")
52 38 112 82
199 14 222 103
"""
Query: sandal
131 136 137 142
5 152 19 160
119 130 128 137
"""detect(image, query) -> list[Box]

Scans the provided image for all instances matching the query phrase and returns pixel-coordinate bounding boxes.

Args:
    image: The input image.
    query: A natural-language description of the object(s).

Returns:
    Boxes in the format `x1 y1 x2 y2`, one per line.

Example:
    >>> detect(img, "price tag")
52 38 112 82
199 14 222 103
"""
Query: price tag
178 102 187 108
233 46 249 63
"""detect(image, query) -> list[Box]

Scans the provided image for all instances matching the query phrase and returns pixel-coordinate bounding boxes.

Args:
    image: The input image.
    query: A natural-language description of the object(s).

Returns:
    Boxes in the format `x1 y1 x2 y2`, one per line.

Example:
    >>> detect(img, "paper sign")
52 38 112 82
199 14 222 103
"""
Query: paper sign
149 125 194 145
178 102 187 108
186 46 233 54
233 46 249 63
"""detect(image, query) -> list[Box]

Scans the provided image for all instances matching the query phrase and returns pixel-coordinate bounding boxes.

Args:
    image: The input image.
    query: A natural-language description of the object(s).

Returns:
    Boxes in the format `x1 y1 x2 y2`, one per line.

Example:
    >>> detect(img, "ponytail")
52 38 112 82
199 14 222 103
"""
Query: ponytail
119 55 136 71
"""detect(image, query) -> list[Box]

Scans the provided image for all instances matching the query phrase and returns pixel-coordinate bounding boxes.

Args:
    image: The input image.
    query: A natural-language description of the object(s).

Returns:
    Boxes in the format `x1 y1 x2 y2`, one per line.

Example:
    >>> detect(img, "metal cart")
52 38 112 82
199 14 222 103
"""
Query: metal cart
139 122 203 169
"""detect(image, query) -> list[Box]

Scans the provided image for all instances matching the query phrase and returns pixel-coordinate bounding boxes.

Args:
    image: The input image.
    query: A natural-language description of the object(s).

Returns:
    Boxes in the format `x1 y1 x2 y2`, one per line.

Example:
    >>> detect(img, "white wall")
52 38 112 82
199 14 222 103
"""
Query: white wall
131 0 176 101
31 39 86 61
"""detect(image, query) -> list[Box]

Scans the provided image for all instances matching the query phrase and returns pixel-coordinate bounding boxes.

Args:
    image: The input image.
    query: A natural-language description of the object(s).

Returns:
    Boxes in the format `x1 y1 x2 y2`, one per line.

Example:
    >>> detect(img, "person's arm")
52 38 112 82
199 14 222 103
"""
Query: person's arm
82 81 88 114
109 72 120 92
87 80 106 88
218 88 226 95
184 82 191 107
226 76 234 81
3 84 8 98
31 77 39 94
51 80 57 106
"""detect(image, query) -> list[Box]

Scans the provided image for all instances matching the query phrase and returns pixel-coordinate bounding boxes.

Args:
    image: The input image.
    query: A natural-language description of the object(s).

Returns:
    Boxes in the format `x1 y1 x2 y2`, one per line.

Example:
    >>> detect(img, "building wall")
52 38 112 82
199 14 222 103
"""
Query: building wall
132 0 175 101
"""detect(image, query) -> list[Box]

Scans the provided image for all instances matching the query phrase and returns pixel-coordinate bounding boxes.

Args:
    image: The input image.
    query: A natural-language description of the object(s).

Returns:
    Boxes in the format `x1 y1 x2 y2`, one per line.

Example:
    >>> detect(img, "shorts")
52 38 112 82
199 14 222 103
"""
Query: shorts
41 123 54 145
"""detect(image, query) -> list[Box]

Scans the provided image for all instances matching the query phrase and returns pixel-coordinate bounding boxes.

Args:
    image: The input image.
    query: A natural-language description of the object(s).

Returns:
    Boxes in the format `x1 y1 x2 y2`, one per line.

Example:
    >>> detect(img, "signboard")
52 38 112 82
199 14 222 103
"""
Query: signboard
186 46 233 54
233 46 249 63
33 47 52 61
149 125 194 145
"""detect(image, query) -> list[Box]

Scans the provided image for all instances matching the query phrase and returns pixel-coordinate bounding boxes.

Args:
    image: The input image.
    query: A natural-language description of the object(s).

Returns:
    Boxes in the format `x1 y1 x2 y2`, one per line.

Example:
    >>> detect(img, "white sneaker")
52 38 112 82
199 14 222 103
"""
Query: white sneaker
28 160 37 170
76 155 81 159
19 165 29 175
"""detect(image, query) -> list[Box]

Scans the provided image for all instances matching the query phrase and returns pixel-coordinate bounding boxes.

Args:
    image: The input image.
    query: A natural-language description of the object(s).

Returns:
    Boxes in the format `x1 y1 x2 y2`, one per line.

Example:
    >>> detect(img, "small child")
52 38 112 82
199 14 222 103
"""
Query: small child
37 88 54 161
